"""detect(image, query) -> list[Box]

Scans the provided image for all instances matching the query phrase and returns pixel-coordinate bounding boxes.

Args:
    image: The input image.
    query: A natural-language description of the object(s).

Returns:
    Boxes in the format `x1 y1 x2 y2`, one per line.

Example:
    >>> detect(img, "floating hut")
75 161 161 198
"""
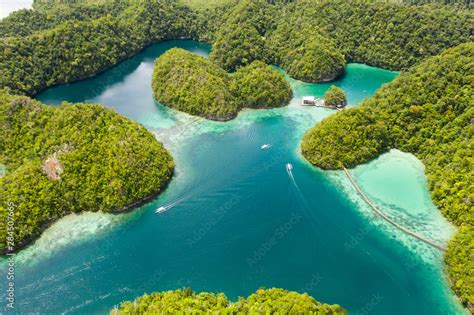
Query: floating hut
301 96 325 106
301 96 316 106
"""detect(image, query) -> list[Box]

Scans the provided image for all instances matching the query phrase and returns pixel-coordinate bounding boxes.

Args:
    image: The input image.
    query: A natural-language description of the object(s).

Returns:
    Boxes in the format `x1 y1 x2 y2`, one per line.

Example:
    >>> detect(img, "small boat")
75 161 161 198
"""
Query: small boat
286 163 293 171
261 144 271 150
156 206 167 214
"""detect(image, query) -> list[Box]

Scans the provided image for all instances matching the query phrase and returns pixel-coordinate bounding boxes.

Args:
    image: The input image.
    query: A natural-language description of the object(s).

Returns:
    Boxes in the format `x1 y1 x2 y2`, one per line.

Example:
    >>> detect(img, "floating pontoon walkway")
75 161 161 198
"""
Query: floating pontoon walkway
342 166 446 251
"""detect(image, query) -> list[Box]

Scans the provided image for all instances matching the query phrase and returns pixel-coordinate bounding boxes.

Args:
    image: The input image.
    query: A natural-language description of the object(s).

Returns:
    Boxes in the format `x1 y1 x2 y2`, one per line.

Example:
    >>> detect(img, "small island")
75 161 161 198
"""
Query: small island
324 85 347 109
111 288 347 314
152 48 292 121
0 91 175 253
301 86 347 109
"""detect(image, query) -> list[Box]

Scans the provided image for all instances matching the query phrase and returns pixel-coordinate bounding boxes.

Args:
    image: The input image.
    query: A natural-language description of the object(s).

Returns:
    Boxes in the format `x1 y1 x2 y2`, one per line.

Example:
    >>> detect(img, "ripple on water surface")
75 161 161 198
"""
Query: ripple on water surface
4 212 131 268
25 40 465 314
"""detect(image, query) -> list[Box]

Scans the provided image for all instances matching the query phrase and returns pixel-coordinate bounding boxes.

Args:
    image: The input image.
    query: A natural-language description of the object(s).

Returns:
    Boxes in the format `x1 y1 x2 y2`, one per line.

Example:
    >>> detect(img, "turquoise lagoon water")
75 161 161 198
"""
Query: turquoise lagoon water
1 40 464 314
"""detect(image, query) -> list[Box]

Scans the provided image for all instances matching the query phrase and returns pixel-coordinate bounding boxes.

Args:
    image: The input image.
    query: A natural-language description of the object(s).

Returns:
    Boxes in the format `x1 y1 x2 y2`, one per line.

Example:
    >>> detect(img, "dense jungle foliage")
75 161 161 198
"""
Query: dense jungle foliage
0 0 471 94
208 0 272 72
267 0 472 71
0 0 196 95
0 1 128 37
208 0 347 81
112 288 347 314
0 0 472 310
324 86 347 108
301 43 474 309
204 0 471 81
232 61 292 109
152 49 291 120
446 225 474 311
398 0 471 7
0 91 175 252
266 25 346 82
152 48 238 121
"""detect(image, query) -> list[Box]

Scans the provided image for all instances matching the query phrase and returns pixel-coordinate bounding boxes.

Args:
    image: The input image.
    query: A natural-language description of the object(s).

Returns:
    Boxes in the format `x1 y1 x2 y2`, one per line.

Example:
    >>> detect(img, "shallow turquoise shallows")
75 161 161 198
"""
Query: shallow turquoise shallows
1 40 465 314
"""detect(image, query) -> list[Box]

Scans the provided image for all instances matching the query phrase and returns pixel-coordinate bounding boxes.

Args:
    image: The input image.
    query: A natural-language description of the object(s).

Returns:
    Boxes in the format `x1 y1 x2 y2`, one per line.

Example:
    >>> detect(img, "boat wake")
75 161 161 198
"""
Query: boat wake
156 164 220 215
156 195 188 214
285 162 322 232
286 163 296 185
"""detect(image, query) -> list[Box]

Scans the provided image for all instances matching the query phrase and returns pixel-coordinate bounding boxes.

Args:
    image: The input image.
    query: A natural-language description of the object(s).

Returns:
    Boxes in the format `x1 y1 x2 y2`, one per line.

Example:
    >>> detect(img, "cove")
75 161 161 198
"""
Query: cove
1 40 464 314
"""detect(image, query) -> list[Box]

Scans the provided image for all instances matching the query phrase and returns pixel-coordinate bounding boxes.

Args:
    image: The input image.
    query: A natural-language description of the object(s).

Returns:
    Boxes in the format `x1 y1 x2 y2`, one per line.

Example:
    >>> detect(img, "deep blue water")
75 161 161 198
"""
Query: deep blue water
0 40 463 314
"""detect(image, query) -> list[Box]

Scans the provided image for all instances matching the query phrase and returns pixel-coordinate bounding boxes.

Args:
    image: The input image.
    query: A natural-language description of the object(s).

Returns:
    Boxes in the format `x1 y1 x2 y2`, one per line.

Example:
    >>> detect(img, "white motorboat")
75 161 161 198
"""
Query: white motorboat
261 144 271 150
156 206 167 214
286 163 293 171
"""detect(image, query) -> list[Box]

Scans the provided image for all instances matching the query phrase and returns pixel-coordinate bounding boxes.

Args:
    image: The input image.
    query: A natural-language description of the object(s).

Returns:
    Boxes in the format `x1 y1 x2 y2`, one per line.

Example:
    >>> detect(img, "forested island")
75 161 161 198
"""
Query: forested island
0 0 472 312
152 49 291 120
324 86 347 109
301 43 473 309
0 91 175 252
111 288 347 314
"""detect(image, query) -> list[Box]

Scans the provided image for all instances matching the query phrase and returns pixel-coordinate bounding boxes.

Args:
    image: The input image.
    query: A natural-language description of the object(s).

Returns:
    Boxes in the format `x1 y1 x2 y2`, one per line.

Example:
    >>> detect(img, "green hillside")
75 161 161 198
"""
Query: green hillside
0 91 174 252
301 43 473 308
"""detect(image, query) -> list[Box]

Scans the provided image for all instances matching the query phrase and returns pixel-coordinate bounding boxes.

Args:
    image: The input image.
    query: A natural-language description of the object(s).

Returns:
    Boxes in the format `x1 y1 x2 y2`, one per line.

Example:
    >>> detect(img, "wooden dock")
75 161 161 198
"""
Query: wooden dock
342 166 446 251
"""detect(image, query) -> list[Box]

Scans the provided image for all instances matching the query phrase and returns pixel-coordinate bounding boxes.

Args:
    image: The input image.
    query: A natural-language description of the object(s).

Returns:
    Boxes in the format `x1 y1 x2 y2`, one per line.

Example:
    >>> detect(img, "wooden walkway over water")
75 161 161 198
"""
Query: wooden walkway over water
342 166 446 251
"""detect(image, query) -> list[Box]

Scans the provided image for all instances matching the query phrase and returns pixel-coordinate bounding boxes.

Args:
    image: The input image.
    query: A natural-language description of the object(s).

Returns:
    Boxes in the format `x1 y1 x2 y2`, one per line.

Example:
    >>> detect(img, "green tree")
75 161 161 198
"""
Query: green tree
324 86 347 108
